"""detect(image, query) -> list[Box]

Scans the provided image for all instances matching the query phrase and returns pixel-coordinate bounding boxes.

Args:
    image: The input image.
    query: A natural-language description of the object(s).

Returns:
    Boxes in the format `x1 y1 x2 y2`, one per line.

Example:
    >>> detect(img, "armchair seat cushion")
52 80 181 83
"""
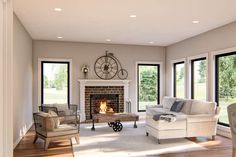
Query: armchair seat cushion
39 124 78 137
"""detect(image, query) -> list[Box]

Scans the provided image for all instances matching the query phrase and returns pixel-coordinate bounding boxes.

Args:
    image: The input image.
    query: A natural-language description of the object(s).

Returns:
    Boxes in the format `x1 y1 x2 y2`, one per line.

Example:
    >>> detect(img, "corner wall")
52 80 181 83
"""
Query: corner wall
166 21 236 98
13 14 33 147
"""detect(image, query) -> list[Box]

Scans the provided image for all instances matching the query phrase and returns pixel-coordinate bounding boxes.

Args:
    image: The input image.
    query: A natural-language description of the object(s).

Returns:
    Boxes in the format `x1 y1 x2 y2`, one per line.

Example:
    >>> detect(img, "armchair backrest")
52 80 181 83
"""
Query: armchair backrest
39 105 58 114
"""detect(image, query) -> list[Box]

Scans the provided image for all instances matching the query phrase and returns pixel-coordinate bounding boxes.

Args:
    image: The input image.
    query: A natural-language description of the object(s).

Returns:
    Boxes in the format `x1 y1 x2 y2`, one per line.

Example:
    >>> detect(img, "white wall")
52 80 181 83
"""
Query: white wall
33 41 165 113
0 0 14 156
13 14 33 147
166 21 236 100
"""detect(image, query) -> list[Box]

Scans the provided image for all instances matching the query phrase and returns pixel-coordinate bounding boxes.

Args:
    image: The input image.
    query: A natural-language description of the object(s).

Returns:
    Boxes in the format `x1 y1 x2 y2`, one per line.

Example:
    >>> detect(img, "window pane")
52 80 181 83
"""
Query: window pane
217 54 236 125
138 64 159 111
42 62 69 104
174 63 185 98
192 59 207 100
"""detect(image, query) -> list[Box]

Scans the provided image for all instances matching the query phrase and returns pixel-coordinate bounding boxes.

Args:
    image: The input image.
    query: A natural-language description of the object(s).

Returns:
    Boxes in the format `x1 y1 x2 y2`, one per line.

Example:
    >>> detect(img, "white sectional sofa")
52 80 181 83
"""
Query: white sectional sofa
145 96 220 143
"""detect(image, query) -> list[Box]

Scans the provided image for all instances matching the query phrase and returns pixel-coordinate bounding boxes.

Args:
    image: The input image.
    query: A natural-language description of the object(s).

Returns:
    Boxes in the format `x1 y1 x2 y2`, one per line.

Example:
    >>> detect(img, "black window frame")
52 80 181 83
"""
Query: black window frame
137 64 160 112
215 51 236 127
173 61 185 97
190 57 207 99
41 61 70 106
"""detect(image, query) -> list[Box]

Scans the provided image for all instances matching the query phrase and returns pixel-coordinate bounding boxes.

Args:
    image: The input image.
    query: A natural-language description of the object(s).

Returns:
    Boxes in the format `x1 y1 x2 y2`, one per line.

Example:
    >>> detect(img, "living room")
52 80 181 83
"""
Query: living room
1 0 236 157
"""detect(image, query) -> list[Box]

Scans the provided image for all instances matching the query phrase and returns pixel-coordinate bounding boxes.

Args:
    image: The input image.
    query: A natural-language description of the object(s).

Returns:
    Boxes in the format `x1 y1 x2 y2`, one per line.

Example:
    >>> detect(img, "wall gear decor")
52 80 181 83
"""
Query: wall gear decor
94 51 128 80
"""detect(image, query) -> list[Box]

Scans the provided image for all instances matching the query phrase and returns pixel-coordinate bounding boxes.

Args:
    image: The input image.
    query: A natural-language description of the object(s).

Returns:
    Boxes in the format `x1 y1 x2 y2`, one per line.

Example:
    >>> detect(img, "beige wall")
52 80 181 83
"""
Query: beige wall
33 41 165 113
13 14 33 147
166 21 236 99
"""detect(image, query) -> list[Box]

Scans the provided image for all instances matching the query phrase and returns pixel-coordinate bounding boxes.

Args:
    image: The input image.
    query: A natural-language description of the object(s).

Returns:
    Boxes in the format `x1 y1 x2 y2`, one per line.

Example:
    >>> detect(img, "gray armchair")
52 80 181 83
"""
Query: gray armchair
227 103 236 157
40 104 80 126
33 112 80 150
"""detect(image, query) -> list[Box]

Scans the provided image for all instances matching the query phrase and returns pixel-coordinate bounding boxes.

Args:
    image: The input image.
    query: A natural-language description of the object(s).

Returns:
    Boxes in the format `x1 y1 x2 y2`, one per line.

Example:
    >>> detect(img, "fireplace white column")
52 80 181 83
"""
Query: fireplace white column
78 79 131 122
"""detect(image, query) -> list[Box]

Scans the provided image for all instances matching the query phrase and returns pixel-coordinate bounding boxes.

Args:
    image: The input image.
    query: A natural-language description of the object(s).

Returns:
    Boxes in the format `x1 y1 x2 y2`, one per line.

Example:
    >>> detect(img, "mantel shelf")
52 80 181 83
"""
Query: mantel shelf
78 79 131 86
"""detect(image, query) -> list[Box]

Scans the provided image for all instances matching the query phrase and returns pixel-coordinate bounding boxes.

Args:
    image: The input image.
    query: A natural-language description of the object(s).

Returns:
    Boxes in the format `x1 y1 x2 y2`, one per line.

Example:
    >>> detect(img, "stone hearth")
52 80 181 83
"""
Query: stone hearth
78 79 131 122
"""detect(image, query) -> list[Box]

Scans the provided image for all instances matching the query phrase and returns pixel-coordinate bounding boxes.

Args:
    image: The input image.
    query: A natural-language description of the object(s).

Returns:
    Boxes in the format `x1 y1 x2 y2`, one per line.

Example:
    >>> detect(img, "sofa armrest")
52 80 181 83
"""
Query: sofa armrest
146 105 163 110
187 114 218 123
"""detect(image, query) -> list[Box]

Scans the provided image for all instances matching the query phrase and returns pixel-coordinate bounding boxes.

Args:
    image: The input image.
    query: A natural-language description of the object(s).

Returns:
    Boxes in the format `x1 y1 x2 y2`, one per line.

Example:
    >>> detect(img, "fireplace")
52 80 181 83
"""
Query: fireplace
85 86 124 120
89 94 119 119
78 79 131 122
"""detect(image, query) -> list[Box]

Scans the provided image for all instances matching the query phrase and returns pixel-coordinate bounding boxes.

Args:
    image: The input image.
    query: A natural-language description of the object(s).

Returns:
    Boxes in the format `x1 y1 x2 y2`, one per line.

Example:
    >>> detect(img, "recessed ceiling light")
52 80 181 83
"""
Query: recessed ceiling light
57 36 63 39
129 15 137 18
106 39 111 42
54 8 63 12
149 41 154 44
192 20 199 24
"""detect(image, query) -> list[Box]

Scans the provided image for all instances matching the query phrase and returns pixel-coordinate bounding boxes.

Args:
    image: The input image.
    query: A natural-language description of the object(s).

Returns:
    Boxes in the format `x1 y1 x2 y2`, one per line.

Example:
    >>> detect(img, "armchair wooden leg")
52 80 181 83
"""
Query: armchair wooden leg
212 135 216 140
75 135 80 144
33 135 38 143
44 139 50 151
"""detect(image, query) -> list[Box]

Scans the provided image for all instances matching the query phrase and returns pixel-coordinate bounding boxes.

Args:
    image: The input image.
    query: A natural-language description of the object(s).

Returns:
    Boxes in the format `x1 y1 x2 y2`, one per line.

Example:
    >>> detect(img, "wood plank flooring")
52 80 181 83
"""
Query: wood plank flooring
14 126 73 157
14 126 233 157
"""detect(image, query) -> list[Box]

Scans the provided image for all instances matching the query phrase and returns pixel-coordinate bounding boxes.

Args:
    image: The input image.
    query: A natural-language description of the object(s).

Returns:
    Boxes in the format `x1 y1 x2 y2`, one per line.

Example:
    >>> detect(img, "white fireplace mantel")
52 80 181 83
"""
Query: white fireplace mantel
78 79 131 121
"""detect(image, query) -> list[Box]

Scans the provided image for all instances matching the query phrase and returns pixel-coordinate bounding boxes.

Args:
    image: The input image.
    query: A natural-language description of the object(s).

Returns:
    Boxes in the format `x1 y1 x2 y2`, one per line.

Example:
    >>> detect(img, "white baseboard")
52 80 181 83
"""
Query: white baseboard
217 125 231 139
13 122 33 148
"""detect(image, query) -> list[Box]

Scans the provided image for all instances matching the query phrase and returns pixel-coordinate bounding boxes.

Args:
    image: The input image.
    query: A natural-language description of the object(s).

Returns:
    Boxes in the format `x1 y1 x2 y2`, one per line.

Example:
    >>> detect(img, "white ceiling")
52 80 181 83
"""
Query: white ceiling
14 0 236 46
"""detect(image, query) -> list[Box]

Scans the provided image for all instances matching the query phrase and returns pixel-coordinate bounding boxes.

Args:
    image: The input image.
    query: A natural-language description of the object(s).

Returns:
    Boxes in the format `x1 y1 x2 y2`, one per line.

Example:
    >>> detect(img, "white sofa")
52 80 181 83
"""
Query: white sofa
145 96 220 143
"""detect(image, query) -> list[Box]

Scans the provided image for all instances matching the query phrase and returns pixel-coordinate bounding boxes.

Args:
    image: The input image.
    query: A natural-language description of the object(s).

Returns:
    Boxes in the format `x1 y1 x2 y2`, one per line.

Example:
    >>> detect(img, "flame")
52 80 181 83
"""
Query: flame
99 100 107 114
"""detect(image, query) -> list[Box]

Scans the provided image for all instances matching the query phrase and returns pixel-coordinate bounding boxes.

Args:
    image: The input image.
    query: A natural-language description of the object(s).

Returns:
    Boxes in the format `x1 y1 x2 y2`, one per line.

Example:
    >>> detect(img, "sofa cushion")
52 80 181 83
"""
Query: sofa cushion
170 101 185 112
162 96 176 109
176 98 192 114
187 114 218 122
190 100 216 115
146 107 170 116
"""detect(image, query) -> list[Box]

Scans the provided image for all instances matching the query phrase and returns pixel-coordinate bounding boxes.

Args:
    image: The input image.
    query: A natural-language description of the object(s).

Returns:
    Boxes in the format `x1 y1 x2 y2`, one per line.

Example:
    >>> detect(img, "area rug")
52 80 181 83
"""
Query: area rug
72 121 207 157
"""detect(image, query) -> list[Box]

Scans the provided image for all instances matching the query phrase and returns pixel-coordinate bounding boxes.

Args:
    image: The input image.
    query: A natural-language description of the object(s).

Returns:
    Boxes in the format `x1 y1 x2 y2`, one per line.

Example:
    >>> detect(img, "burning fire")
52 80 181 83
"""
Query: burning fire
99 100 107 114
99 99 114 114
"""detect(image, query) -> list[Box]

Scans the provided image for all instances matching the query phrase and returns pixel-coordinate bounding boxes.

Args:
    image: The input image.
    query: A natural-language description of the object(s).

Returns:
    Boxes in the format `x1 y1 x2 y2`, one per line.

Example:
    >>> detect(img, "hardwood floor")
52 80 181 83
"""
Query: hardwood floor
155 136 232 157
14 126 232 157
14 127 73 157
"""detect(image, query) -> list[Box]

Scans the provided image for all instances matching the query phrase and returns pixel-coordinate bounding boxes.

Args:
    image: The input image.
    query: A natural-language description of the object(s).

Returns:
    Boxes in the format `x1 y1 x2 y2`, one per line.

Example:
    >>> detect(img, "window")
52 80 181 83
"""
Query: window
137 64 160 112
191 58 207 100
215 52 236 126
41 61 70 104
173 62 185 98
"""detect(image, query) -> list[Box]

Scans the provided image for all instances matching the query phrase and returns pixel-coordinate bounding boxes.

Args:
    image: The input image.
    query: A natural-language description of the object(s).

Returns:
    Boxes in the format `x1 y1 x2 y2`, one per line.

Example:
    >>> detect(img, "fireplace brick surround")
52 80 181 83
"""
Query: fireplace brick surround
78 79 131 122
85 86 124 120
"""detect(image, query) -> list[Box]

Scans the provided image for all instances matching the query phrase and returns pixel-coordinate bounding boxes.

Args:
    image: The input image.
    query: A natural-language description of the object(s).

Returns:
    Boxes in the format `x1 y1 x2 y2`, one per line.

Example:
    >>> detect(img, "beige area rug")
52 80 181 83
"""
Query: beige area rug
72 121 207 157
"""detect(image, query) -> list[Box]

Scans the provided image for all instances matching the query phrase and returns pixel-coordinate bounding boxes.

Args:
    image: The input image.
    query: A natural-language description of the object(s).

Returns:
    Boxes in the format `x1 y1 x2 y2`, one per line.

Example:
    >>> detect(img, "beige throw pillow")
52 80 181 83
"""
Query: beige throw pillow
48 110 60 128
38 112 55 131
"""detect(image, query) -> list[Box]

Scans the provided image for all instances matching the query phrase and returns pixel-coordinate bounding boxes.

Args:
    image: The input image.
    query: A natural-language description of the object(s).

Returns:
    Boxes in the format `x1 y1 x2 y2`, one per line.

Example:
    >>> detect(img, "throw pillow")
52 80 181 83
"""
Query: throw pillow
48 110 60 128
38 112 55 131
170 101 185 112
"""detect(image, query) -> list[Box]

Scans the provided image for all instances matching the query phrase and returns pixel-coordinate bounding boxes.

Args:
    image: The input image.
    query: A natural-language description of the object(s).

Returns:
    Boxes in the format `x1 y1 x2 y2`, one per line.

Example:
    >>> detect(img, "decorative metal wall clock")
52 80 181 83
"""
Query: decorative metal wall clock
94 51 128 80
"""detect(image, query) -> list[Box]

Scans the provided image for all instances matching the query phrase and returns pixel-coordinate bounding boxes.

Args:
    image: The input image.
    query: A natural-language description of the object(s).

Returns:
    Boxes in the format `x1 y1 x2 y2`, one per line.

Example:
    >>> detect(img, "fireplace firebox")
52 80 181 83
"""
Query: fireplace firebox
90 94 119 119
85 86 124 120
